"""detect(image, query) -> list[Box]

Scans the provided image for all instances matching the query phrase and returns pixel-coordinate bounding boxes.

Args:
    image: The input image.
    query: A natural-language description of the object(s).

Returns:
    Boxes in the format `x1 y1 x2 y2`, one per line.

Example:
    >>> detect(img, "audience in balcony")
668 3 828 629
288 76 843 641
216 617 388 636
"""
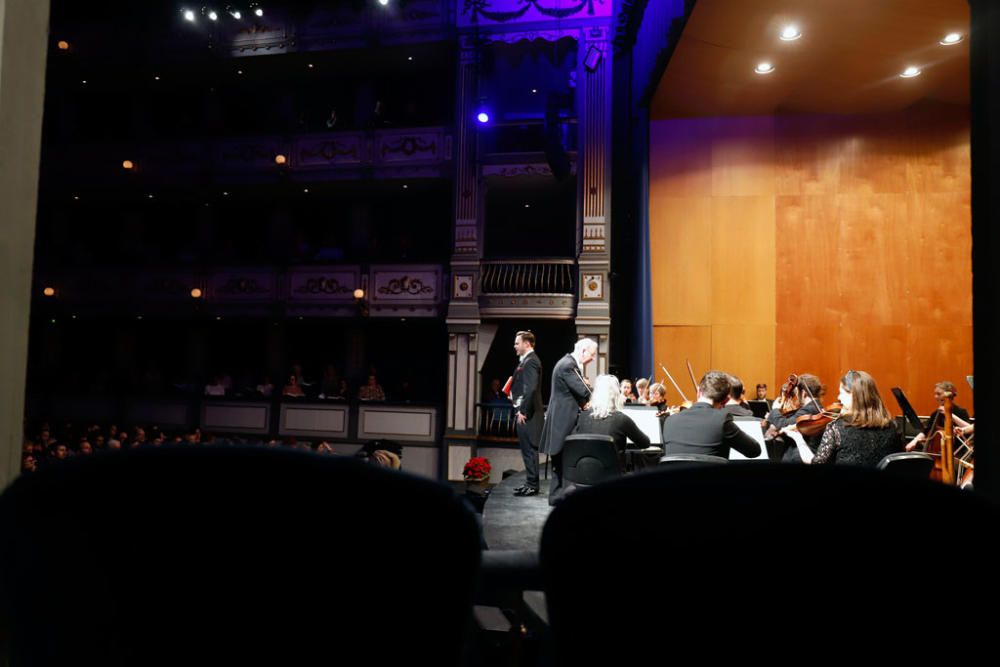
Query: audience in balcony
256 375 275 397
358 373 386 402
282 375 306 398
319 364 342 399
205 376 227 396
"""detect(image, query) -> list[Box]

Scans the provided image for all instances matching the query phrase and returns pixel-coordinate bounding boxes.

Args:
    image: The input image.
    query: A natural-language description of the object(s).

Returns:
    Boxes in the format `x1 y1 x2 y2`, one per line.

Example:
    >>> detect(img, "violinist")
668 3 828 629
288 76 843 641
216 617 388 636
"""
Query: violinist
765 373 825 462
635 378 650 405
905 381 972 451
810 370 903 466
723 375 753 417
620 379 637 404
647 383 671 424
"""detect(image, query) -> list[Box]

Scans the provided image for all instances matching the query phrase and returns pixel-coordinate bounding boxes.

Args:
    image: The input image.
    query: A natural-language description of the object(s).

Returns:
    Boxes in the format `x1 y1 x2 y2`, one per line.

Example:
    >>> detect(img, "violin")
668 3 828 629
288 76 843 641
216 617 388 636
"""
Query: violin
778 374 803 416
795 402 843 438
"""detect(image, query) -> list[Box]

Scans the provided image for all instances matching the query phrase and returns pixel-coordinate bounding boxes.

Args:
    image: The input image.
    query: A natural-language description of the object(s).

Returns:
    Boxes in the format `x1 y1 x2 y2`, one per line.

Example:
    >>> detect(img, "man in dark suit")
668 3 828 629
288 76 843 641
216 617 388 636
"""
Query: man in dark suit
511 331 544 496
662 371 761 459
540 338 597 505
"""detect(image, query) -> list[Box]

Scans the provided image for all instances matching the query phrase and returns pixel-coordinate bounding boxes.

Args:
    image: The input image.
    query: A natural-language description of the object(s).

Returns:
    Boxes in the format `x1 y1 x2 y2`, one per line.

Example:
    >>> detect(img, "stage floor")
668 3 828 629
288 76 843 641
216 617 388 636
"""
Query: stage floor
481 471 553 552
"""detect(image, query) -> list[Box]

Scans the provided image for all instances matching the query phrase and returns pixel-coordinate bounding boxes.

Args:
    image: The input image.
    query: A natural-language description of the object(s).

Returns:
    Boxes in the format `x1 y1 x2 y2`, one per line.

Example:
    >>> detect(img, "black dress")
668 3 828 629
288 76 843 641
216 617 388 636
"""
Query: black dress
812 420 903 467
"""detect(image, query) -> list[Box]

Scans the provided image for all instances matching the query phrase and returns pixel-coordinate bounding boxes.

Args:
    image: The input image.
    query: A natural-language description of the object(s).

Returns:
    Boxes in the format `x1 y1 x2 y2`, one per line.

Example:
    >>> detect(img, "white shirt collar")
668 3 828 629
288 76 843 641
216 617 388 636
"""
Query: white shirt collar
519 349 534 363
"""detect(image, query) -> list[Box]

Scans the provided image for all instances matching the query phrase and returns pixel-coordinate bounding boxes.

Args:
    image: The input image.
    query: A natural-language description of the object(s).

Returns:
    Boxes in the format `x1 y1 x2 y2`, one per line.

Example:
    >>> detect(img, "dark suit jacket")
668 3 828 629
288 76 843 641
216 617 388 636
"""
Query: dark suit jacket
661 402 761 459
511 352 543 421
540 354 590 457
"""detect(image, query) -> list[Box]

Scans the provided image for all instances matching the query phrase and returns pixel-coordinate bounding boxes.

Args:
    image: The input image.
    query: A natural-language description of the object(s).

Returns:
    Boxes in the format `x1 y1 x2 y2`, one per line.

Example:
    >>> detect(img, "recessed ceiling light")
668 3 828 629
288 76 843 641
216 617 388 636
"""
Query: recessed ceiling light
940 32 963 46
154 75 160 81
81 80 87 84
255 8 264 17
755 62 775 74
524 204 531 208
531 88 538 93
237 69 243 75
222 191 229 196
900 66 921 78
230 9 242 19
183 9 196 22
308 63 314 68
303 188 309 194
779 25 801 41
207 10 219 21
402 184 408 189
407 56 413 61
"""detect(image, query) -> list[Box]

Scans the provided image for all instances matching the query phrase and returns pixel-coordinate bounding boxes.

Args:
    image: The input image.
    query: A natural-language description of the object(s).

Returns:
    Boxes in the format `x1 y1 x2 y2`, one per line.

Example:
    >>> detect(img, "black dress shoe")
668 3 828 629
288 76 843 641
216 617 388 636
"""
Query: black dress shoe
517 487 540 497
512 485 528 494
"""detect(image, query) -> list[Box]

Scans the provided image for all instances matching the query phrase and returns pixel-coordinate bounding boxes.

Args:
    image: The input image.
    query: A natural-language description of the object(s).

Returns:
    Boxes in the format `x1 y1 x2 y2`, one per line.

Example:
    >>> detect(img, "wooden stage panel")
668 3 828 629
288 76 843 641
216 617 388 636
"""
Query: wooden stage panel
650 196 712 326
653 325 712 405
711 195 775 325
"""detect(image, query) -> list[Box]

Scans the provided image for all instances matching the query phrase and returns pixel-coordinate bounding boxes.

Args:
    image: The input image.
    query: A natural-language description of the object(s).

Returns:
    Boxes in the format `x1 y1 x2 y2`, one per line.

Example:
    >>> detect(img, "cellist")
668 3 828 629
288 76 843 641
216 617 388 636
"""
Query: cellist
904 381 972 451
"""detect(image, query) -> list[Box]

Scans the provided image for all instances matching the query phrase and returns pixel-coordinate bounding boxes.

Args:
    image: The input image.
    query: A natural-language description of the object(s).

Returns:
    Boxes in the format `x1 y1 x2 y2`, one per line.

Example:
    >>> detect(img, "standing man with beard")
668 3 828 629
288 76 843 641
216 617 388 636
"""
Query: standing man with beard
511 331 544 496
540 338 597 505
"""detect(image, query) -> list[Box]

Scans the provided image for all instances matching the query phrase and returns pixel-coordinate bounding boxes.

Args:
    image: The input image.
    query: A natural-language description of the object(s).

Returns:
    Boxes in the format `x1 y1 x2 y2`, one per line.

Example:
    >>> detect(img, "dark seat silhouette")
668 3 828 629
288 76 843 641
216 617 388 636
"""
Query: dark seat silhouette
540 464 1000 664
561 434 620 487
0 446 481 666
659 453 729 466
877 451 934 480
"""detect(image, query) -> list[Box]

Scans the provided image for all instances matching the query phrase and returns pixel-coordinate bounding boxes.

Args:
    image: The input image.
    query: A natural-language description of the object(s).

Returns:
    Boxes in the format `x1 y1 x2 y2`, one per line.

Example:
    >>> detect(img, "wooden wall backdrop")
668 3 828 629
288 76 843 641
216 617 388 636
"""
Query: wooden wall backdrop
649 103 971 416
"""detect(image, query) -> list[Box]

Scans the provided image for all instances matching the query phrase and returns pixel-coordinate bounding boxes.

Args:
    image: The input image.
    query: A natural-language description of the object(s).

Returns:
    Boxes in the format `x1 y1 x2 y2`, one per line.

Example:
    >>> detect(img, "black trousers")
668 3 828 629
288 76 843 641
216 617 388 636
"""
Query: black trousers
516 416 541 489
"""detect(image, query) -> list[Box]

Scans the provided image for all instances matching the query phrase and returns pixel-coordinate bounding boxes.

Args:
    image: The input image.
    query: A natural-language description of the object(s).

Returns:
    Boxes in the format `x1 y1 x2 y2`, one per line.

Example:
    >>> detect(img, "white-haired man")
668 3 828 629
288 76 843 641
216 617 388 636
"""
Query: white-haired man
540 338 597 505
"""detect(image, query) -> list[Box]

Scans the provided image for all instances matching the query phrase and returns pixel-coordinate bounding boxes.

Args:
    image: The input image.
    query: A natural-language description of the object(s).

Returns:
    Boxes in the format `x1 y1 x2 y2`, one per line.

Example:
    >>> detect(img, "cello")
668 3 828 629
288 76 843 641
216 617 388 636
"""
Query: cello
923 391 957 485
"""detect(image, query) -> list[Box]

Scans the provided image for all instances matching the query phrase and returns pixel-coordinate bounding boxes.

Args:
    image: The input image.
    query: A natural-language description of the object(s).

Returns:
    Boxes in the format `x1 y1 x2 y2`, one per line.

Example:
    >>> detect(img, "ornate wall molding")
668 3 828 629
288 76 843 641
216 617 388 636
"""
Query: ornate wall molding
288 267 362 303
296 134 365 167
210 271 278 303
459 0 611 27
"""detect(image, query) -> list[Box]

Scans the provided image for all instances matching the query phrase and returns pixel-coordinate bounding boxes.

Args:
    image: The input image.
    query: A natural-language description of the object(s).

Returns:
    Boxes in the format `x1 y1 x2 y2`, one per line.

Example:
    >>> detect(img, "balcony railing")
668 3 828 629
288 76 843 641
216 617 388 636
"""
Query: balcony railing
481 260 575 295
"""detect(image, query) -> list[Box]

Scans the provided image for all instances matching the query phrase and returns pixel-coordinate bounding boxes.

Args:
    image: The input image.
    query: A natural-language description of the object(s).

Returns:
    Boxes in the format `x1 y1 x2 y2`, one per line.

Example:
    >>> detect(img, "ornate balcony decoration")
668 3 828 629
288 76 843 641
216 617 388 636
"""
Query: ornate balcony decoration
458 0 612 28
295 134 366 169
288 267 363 308
210 271 278 303
369 265 444 316
478 259 576 319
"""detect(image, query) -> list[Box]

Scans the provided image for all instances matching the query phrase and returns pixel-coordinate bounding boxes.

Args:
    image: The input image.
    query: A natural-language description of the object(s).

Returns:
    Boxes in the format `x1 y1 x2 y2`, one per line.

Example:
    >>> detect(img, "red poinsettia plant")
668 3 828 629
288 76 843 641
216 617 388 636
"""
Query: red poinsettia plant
462 456 492 482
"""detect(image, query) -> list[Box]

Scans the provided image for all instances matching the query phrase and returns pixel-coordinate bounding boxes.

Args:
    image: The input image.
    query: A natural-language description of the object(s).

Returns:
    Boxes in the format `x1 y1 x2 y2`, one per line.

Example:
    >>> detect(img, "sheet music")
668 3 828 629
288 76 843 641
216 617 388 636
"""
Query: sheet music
783 429 814 464
729 418 768 460
621 406 662 445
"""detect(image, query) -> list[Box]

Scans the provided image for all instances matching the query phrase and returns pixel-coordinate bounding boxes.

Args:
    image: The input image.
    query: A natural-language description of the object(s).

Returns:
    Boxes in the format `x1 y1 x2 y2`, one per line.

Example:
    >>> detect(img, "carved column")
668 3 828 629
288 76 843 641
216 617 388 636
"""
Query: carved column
576 25 613 379
445 40 485 477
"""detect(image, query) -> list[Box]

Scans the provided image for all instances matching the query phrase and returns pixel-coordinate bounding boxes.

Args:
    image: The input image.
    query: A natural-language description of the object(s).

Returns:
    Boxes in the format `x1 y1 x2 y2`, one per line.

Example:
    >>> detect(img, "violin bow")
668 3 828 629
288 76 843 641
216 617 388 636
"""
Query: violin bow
660 364 689 403
685 359 699 396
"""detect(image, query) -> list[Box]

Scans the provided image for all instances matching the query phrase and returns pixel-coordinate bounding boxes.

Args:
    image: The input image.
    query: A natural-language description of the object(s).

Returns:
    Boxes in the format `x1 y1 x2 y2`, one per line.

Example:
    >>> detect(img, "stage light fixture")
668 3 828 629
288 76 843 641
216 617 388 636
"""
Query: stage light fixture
255 8 263 16
378 0 390 6
207 10 219 21
183 9 196 22
57 40 70 50
755 62 775 74
780 25 801 41
229 6 242 19
900 66 921 78
940 32 963 45
584 45 603 72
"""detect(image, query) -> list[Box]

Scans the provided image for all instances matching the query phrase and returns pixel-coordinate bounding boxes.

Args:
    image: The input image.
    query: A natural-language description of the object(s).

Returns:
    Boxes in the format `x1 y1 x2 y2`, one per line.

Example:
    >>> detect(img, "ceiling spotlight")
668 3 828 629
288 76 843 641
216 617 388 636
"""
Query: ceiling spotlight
154 75 160 81
207 10 219 21
524 204 531 208
779 25 801 41
274 154 287 165
531 88 538 93
73 196 80 201
183 9 196 22
378 0 390 6
237 69 243 75
222 191 229 196
229 7 242 19
308 63 314 69
57 40 70 50
81 80 87 84
755 62 775 74
254 6 263 16
147 194 155 199
477 111 490 123
900 66 921 78
122 160 134 170
303 188 309 193
402 184 409 189
940 32 963 46
407 56 413 61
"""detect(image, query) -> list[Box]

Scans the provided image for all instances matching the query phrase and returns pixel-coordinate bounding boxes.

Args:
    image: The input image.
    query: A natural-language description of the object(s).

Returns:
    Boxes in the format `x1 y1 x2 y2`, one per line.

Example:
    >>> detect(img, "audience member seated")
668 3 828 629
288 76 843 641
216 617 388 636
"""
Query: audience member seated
358 373 386 402
755 383 768 401
283 375 306 398
808 370 903 467
369 449 401 470
661 371 761 459
319 364 341 399
573 375 650 465
204 376 227 397
484 378 505 403
256 375 274 398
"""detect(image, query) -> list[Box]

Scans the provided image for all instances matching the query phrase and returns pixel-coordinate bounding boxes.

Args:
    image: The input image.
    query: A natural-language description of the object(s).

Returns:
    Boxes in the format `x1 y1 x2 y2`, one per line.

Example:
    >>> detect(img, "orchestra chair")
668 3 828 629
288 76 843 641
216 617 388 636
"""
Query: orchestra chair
561 435 621 488
0 446 481 666
658 453 729 466
877 451 935 481
539 464 1000 664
